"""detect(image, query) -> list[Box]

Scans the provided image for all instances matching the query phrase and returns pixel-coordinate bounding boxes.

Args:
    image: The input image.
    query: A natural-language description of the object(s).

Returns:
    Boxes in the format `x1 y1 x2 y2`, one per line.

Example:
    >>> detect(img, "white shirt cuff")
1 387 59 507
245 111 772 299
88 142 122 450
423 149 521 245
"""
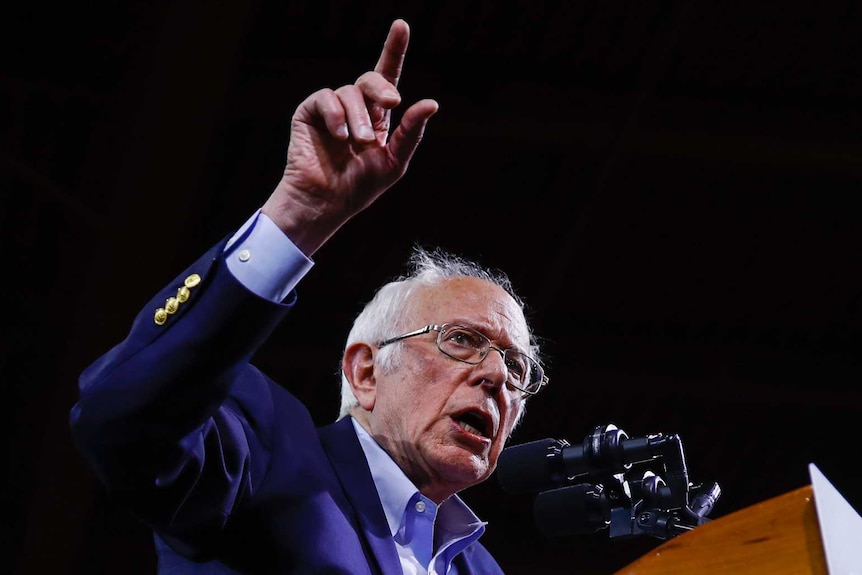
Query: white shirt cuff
224 210 314 302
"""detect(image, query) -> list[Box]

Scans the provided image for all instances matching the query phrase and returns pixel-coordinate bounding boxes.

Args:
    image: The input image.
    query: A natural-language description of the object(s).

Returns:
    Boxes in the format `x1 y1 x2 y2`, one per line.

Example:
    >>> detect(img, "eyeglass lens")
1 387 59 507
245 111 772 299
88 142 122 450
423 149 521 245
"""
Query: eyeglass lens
439 325 540 390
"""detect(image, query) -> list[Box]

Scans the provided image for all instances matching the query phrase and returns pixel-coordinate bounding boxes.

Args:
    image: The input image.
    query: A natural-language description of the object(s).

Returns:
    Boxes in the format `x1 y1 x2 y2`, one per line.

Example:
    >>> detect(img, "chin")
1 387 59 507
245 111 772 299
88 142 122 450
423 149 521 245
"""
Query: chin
447 453 491 486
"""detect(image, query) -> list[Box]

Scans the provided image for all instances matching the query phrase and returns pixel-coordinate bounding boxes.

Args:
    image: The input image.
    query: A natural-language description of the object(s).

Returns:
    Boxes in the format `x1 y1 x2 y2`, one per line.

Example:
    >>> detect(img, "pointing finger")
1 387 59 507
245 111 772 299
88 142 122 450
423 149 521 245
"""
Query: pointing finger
374 19 410 88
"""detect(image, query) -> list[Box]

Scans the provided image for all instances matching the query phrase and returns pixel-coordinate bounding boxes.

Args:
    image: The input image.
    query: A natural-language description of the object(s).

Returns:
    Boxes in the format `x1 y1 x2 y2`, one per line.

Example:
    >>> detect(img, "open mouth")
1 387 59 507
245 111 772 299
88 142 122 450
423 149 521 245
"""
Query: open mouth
454 410 493 439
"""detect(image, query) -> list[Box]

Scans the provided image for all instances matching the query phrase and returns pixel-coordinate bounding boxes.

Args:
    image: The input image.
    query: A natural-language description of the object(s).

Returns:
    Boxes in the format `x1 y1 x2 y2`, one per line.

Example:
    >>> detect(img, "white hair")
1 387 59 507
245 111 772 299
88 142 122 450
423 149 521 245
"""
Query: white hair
337 245 543 428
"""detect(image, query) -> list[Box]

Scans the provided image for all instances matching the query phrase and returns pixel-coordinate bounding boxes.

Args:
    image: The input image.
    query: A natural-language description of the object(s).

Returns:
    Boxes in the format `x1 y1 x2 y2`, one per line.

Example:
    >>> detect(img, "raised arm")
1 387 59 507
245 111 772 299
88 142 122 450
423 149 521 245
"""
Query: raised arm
70 19 438 542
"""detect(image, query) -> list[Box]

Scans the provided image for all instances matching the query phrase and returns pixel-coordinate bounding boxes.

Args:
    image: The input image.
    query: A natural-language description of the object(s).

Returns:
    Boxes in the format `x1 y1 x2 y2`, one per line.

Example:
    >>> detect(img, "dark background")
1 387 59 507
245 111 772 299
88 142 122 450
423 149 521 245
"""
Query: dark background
5 1 862 573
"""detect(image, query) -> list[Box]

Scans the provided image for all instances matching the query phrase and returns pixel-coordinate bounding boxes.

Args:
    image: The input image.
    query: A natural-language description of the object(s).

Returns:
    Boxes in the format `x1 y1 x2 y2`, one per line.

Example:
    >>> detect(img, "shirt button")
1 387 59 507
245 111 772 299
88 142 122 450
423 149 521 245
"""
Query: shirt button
415 501 426 513
238 249 251 262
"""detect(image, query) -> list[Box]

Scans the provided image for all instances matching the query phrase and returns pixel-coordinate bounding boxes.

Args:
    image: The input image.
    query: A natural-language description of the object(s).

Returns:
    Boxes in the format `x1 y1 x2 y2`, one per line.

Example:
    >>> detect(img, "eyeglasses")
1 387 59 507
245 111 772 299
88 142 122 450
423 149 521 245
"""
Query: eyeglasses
377 323 548 396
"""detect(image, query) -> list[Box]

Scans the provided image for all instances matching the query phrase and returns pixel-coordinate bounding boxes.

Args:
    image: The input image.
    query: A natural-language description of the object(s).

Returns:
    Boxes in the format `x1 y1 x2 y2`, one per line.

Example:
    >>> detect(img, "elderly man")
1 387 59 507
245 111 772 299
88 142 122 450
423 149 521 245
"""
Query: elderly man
70 19 546 574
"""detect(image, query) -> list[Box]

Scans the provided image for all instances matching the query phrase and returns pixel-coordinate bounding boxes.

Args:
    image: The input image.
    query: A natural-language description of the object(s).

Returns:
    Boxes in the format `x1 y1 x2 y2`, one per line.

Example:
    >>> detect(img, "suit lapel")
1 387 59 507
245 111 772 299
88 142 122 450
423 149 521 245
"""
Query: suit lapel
318 418 403 575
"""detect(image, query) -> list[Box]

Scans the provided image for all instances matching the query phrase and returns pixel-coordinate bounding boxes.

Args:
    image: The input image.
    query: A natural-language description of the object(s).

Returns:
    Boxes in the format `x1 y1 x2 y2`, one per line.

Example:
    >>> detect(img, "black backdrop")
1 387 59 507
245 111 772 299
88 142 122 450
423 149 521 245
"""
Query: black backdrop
5 1 862 573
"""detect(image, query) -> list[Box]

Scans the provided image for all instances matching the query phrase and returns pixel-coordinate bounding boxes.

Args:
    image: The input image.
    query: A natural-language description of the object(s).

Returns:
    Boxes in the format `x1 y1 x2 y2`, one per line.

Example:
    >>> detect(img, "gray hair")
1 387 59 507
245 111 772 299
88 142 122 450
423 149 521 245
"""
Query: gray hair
337 245 542 424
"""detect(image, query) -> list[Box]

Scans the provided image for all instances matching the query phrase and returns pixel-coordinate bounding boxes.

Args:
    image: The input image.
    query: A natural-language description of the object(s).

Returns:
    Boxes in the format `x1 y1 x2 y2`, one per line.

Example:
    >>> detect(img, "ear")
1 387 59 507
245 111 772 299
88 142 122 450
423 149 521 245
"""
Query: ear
342 342 377 411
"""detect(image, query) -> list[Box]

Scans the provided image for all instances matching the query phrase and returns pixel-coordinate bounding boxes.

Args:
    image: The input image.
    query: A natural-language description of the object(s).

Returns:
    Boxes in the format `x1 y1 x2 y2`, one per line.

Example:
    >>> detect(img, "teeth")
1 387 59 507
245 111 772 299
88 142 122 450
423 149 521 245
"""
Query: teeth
462 422 484 437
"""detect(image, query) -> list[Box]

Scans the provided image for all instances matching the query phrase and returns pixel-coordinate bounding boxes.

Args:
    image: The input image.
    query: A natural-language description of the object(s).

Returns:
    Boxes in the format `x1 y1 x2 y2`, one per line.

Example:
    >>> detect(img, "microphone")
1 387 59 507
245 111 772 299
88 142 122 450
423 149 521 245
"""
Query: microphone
496 424 663 495
533 483 610 536
689 481 722 518
496 438 568 495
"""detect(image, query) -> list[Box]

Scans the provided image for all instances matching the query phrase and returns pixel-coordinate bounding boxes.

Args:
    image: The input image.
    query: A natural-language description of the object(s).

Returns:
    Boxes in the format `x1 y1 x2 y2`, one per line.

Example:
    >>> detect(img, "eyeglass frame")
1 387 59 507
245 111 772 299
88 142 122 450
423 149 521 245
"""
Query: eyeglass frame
376 323 548 397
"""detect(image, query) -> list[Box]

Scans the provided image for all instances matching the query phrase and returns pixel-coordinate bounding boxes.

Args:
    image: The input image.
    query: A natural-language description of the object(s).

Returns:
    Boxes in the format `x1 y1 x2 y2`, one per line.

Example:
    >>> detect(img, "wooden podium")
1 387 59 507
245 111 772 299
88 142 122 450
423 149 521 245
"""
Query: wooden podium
614 464 859 574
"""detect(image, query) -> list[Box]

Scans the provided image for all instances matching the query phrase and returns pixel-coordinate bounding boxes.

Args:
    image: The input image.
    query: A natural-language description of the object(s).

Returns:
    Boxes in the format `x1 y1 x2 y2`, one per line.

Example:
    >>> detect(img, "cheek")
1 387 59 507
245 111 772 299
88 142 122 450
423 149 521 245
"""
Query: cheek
385 357 450 419
505 396 523 425
497 399 523 441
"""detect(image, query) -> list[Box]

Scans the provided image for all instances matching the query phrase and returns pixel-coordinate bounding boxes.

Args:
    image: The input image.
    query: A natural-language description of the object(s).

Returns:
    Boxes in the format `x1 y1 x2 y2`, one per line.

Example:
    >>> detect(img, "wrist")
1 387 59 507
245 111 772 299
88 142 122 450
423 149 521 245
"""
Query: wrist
260 183 345 256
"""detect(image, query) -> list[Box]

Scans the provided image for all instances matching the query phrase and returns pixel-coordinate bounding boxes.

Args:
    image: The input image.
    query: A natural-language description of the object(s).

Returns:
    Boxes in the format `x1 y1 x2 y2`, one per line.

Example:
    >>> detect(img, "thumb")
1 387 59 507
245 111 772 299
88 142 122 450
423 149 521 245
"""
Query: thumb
387 99 439 169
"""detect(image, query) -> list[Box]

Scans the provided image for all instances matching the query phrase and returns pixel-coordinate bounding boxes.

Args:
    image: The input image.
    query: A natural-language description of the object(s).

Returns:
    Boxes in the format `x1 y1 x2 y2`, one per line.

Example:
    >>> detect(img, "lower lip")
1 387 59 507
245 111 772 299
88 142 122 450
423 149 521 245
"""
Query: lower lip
450 418 492 449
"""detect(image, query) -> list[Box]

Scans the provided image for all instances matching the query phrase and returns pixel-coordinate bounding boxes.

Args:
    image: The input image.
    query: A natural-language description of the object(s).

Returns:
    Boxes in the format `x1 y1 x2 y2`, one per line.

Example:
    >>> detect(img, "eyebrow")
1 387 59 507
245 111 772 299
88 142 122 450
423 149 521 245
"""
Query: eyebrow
451 321 527 354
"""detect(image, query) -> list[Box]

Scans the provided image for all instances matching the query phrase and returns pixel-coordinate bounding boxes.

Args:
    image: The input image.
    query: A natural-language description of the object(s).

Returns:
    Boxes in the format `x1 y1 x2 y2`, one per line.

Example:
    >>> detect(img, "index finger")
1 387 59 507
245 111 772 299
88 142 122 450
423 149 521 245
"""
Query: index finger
374 19 410 88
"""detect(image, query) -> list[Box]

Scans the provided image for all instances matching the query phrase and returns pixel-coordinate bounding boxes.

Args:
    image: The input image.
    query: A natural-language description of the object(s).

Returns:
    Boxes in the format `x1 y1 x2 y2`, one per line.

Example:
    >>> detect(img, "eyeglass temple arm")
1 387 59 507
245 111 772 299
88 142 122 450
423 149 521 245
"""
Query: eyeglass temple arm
377 324 437 347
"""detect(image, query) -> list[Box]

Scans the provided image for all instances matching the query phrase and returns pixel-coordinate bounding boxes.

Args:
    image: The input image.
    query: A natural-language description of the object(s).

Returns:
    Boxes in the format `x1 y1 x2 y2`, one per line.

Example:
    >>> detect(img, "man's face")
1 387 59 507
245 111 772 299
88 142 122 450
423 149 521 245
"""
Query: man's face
367 276 530 502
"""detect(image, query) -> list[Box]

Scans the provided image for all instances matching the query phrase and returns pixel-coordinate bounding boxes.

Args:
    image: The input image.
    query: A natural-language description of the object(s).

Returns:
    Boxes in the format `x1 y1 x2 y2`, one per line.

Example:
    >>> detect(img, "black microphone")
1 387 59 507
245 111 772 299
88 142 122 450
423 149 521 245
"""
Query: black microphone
533 483 610 537
496 424 663 495
496 438 567 495
689 482 722 518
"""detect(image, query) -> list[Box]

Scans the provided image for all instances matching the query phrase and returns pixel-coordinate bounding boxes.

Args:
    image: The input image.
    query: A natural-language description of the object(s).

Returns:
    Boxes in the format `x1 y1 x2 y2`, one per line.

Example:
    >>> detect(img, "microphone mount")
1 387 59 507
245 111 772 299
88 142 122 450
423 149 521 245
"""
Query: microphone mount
498 423 720 541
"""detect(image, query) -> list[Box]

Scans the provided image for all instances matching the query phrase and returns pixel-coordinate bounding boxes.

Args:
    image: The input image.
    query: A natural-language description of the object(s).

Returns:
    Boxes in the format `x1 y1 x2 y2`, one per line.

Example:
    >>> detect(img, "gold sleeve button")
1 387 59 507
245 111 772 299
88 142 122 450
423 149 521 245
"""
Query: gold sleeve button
184 274 201 288
154 308 168 325
177 286 190 303
165 297 179 314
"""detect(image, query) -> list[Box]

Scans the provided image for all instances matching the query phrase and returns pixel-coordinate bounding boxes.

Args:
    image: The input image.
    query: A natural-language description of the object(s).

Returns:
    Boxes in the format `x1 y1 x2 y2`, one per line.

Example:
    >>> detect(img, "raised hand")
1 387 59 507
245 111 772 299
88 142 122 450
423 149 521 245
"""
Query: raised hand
261 19 439 256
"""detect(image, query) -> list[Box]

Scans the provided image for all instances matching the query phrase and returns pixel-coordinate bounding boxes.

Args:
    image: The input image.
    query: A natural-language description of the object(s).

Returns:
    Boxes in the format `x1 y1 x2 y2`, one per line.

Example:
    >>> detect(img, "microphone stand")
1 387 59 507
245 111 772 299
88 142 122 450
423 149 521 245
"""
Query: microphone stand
531 424 721 541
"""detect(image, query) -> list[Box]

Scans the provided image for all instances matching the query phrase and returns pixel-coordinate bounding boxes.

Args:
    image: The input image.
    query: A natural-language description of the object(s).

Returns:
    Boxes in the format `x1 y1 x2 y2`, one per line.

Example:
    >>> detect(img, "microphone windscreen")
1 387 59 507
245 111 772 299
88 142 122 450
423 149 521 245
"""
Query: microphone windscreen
533 484 610 537
496 438 561 495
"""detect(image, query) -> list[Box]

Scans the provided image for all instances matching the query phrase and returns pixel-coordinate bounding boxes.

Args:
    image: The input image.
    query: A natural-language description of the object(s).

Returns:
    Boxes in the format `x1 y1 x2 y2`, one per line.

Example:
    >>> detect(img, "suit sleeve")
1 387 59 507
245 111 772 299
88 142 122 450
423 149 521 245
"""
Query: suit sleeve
69 238 298 556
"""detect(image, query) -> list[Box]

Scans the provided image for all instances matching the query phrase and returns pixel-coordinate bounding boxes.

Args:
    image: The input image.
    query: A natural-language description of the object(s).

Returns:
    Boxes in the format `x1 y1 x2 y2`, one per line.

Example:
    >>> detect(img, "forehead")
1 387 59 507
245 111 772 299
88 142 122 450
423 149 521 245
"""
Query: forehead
411 276 530 347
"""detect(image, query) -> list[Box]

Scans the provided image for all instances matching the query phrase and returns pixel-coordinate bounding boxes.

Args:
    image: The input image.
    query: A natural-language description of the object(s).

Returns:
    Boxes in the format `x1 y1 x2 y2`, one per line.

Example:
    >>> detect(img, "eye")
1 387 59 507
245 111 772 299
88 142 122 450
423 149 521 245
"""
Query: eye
505 353 528 381
446 327 485 350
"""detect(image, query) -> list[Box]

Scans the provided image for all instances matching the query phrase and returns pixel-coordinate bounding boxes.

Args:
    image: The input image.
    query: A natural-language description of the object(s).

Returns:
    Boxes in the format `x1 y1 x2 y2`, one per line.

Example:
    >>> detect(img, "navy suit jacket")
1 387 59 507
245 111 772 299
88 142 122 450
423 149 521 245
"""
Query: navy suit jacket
70 240 504 574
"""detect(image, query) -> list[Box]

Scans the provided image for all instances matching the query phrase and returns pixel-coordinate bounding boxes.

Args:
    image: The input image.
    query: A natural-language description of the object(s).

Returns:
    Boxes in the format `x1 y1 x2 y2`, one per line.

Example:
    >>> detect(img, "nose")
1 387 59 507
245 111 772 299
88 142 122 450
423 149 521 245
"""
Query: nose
473 347 509 392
